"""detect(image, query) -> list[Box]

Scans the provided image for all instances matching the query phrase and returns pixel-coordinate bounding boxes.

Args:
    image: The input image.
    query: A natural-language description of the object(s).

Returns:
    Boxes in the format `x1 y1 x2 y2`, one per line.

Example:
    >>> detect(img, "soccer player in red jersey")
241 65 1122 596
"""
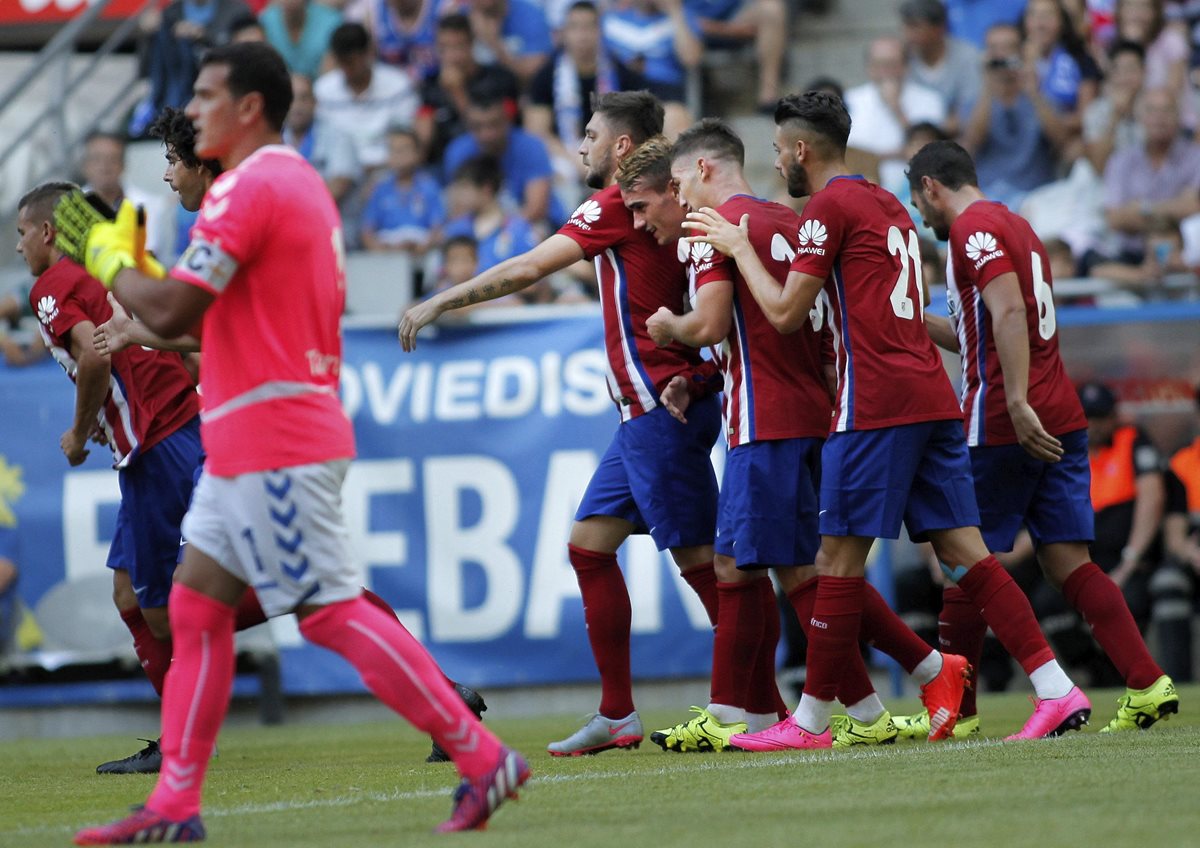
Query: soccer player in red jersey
66 43 524 843
903 139 1178 735
684 91 1088 749
625 122 968 749
401 91 727 757
16 182 207 775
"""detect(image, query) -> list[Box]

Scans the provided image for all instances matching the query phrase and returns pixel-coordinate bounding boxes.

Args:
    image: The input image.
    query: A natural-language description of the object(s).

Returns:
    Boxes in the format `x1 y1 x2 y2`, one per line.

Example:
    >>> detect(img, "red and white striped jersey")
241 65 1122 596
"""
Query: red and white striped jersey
946 200 1086 445
788 176 961 432
557 185 705 422
32 258 199 468
692 195 832 447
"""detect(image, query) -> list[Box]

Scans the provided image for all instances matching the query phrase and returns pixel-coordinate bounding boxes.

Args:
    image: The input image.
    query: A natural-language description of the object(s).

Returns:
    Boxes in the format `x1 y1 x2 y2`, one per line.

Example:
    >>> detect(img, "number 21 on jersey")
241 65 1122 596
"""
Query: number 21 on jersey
887 226 924 321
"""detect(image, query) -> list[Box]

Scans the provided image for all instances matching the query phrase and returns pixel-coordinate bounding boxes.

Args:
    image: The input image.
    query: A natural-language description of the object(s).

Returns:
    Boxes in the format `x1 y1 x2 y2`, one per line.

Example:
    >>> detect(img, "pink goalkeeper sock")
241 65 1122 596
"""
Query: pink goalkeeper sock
299 595 502 779
146 584 236 820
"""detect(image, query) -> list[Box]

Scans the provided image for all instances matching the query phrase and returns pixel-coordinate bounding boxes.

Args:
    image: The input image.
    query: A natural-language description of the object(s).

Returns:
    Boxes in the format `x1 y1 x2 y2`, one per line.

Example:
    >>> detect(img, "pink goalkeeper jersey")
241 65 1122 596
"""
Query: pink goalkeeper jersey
946 200 1087 446
788 176 961 433
170 145 355 476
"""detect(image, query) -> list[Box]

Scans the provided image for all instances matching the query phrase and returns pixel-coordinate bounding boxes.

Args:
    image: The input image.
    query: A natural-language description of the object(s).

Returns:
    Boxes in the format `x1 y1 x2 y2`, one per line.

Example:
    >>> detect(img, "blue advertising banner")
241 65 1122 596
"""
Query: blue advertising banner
0 310 717 697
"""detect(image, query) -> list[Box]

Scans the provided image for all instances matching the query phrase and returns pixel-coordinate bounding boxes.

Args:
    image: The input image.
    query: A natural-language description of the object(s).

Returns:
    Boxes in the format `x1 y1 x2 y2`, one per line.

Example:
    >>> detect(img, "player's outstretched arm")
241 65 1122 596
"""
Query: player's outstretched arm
399 233 586 351
684 209 820 333
94 293 200 356
925 313 959 352
646 280 732 348
980 272 1063 463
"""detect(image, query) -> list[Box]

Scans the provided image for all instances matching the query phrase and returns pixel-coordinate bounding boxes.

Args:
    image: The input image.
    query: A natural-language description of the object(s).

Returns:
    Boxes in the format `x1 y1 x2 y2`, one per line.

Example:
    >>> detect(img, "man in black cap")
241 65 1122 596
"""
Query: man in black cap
1082 381 1167 677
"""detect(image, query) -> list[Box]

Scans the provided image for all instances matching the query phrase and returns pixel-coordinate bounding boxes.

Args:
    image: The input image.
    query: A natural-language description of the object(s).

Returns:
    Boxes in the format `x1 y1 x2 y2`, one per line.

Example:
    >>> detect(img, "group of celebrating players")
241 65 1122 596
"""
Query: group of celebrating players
12 35 1180 845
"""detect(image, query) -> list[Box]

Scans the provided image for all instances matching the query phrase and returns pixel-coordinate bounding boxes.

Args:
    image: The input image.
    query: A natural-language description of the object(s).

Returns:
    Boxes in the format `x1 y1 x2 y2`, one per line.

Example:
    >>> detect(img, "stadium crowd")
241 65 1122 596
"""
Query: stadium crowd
2 0 1200 722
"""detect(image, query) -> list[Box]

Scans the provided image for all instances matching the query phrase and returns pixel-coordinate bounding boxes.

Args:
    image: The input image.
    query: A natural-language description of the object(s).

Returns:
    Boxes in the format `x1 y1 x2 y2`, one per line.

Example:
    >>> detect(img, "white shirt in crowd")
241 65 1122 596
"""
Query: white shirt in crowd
844 79 947 157
314 63 419 170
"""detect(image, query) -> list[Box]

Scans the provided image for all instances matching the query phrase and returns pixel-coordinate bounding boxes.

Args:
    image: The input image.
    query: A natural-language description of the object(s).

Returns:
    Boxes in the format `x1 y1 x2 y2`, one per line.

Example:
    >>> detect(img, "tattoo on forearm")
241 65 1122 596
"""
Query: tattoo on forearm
453 278 519 309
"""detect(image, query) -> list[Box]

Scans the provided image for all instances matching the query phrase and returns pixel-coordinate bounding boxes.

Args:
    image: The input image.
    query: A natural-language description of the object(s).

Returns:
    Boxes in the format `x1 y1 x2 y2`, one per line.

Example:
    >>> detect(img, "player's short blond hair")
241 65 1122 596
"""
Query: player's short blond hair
615 135 673 193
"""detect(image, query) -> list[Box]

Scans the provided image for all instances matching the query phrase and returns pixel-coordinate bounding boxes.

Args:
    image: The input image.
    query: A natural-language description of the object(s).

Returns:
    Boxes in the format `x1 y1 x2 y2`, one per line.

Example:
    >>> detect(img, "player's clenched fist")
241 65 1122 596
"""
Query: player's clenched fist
398 298 443 352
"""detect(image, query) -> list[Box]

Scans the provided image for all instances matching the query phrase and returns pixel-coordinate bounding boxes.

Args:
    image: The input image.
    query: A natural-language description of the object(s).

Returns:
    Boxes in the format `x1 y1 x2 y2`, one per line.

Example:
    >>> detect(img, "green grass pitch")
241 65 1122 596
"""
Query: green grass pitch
4 685 1199 847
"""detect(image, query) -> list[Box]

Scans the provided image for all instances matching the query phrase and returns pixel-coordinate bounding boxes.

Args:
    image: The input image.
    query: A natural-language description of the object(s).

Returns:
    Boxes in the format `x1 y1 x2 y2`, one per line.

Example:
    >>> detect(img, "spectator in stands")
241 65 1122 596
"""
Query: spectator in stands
0 286 46 367
900 0 982 131
881 120 950 232
129 0 252 137
229 10 267 41
79 132 172 264
683 0 787 113
960 23 1062 209
1083 39 1147 171
803 74 844 100
1022 0 1101 127
1113 0 1195 127
944 0 1028 48
315 23 420 172
451 0 554 85
361 126 444 255
443 156 540 275
431 234 481 297
442 81 564 226
1100 87 1200 268
350 0 441 80
1080 380 1166 683
602 0 703 137
260 0 343 77
416 14 519 167
844 36 946 162
527 1 647 185
285 73 362 204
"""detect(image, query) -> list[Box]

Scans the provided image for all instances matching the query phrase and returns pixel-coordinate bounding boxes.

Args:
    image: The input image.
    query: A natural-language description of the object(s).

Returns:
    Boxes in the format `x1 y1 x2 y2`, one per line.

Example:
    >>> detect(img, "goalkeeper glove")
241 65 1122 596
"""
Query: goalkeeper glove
54 192 140 289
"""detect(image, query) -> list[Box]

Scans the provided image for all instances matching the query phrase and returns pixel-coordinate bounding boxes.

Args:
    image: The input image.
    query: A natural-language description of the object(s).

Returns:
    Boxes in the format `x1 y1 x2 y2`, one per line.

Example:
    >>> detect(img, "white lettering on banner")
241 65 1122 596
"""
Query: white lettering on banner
525 450 598 638
425 456 523 641
341 460 424 639
63 471 121 582
434 360 486 420
340 349 611 424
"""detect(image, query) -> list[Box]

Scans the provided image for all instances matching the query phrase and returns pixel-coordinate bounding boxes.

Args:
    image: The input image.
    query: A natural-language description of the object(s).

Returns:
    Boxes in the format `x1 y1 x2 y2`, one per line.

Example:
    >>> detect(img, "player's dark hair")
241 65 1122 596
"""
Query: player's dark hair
148 106 223 176
200 42 293 132
437 12 472 37
451 155 503 194
592 90 664 145
1109 38 1146 64
774 91 851 155
671 118 744 168
444 234 478 254
905 139 979 192
329 22 371 58
18 181 78 223
614 135 673 192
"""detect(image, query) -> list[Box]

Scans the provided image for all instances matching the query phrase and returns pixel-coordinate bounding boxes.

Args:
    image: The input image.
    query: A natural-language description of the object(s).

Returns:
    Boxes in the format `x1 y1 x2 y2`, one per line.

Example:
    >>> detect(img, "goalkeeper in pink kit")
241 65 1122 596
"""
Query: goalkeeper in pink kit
64 43 527 844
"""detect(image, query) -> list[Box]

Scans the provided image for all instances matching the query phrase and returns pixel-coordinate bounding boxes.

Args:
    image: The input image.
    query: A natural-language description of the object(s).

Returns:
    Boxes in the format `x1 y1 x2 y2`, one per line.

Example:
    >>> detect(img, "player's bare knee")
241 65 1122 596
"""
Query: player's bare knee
671 544 715 571
111 568 138 611
928 528 988 572
713 554 744 582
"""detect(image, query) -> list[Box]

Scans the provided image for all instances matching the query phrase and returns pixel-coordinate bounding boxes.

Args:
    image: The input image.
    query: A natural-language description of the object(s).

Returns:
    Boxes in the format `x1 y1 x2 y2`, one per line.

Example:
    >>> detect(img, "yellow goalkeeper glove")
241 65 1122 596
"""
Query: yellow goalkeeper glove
133 208 166 280
54 192 139 289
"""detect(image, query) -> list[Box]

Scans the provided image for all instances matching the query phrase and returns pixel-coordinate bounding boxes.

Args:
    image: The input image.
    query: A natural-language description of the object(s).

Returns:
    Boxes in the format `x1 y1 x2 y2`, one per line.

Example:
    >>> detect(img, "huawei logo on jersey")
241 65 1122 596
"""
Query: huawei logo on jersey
689 240 715 272
965 231 1003 269
36 295 58 326
796 219 827 255
569 199 601 231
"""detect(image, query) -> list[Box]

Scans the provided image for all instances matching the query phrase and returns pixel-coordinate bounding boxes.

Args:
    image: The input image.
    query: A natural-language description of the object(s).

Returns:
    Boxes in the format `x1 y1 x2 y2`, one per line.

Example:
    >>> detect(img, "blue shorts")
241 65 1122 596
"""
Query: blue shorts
819 419 980 541
106 416 205 608
715 437 822 568
971 428 1094 552
576 396 720 550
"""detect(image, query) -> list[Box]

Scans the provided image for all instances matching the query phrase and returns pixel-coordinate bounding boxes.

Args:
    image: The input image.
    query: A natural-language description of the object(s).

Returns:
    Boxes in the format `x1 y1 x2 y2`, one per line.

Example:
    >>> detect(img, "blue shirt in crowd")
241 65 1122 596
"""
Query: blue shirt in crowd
442 127 564 225
444 213 539 273
362 170 445 244
602 5 702 87
944 0 1027 49
963 93 1055 209
260 1 342 79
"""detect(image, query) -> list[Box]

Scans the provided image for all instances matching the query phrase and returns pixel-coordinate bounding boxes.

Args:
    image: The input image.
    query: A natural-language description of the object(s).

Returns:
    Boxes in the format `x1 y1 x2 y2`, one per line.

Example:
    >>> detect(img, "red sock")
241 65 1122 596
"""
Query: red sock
299 596 502 778
120 607 172 697
681 561 720 627
938 586 986 716
233 589 268 631
146 585 236 820
956 556 1054 675
802 576 866 703
860 582 934 674
568 544 634 719
746 578 787 718
710 580 762 709
1063 562 1163 690
789 576 874 706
